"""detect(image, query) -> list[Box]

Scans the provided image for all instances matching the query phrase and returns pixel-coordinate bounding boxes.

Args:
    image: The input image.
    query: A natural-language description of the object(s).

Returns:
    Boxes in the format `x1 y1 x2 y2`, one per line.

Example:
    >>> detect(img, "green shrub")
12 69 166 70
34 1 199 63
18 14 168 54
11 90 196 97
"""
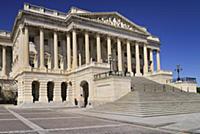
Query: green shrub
197 87 200 93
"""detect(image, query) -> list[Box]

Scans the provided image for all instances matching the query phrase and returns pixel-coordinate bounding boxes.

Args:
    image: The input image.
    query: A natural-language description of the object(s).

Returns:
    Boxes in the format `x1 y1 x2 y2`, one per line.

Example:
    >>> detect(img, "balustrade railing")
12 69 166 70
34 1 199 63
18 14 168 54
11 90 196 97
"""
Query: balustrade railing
94 71 131 80
131 83 185 93
170 77 197 83
24 3 67 19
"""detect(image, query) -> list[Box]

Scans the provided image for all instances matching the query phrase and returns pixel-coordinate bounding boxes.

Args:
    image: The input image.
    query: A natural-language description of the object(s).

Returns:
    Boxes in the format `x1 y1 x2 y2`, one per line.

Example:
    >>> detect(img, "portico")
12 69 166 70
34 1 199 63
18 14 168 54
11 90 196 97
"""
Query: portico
0 3 167 106
19 26 161 76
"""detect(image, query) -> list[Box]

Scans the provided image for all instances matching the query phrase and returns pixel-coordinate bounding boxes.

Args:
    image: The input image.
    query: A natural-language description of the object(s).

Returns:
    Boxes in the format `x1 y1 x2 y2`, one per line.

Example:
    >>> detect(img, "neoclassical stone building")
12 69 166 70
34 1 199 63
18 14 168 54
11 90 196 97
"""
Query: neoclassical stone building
1 3 185 107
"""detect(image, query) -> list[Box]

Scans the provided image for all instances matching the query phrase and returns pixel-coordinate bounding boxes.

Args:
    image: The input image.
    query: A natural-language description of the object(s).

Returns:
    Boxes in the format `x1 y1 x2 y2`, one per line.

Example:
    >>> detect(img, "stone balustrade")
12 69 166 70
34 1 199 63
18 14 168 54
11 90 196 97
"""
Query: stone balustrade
24 3 67 19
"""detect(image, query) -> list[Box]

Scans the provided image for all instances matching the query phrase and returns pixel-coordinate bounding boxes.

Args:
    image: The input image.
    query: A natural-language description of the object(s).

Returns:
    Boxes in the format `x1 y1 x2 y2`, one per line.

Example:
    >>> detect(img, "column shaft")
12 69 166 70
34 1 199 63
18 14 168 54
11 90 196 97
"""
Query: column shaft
135 42 141 76
143 44 148 74
107 36 111 61
67 33 71 70
40 29 45 69
127 41 132 73
96 34 101 63
53 32 58 69
150 49 154 72
72 30 77 69
85 32 90 64
2 46 6 76
24 27 30 68
156 50 161 71
117 38 122 71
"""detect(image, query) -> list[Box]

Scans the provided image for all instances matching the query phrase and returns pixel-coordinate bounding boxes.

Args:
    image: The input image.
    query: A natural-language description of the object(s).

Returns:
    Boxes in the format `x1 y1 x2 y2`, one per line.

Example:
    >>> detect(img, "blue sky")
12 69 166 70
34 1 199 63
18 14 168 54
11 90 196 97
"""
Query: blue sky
0 0 199 85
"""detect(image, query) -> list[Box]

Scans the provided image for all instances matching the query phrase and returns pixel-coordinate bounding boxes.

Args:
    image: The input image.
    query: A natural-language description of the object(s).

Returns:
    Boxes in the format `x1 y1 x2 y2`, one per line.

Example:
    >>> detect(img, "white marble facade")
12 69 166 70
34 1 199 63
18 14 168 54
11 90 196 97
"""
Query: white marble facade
0 3 166 106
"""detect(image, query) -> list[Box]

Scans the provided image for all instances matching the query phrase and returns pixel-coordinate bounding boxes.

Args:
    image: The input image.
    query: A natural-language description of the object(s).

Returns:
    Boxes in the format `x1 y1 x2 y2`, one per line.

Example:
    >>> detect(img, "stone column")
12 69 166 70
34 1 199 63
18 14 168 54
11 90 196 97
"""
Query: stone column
54 31 58 70
2 46 6 77
156 50 161 71
143 44 148 74
72 30 77 69
96 34 102 63
117 38 122 71
127 40 132 73
67 33 71 70
40 29 45 70
107 36 111 61
135 42 142 76
24 26 30 68
150 49 154 72
85 32 90 64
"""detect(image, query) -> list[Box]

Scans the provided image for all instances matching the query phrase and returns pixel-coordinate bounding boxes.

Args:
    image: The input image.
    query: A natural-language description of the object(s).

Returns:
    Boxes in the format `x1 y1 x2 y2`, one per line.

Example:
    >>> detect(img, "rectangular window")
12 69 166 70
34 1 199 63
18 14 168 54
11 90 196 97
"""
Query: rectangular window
44 39 48 46
29 36 34 43
124 53 127 57
58 41 61 47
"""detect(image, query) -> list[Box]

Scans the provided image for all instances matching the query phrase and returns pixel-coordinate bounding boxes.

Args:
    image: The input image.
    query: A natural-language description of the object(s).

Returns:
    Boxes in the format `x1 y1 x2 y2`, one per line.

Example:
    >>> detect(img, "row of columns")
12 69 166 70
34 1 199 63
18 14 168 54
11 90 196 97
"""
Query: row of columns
23 27 161 74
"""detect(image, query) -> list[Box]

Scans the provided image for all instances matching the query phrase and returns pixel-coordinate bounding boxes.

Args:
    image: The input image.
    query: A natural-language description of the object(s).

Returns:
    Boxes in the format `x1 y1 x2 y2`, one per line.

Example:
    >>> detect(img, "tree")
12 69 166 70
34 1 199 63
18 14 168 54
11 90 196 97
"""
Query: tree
197 87 200 93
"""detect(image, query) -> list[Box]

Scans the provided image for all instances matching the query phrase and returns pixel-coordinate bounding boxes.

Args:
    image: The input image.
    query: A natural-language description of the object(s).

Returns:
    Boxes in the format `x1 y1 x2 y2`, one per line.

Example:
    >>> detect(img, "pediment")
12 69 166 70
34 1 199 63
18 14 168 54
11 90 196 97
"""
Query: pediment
76 12 149 35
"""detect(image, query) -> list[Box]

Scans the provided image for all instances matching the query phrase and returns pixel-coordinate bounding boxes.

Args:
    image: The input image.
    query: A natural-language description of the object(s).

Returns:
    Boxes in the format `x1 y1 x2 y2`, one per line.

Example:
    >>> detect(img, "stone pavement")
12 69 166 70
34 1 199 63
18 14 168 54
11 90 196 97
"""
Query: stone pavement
0 105 172 134
59 108 200 134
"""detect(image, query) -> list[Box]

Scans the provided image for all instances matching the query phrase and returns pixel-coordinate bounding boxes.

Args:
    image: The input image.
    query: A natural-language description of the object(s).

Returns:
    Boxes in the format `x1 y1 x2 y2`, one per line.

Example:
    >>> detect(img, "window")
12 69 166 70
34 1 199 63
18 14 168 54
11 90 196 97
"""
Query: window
29 57 34 68
29 36 34 43
58 41 61 47
45 58 48 68
58 59 61 69
124 53 127 57
44 39 48 46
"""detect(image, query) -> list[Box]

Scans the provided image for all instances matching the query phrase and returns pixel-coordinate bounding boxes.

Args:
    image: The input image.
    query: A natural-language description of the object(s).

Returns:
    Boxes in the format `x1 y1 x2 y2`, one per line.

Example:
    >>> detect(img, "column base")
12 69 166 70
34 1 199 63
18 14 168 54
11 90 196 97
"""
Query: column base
53 97 62 102
39 67 46 71
129 72 134 76
39 97 48 103
135 73 142 76
1 74 7 79
24 66 32 71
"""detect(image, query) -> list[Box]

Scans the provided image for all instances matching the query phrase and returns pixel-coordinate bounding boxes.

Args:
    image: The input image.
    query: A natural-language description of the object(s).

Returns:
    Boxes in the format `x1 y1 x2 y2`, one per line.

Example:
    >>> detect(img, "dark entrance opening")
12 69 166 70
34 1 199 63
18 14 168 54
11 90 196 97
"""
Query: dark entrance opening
32 81 40 103
80 81 89 107
61 82 67 102
47 81 54 102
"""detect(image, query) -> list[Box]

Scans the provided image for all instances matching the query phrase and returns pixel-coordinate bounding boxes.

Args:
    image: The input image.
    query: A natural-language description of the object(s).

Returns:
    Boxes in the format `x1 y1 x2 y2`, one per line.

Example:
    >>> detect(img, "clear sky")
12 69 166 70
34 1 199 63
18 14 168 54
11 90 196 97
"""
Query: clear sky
0 0 199 85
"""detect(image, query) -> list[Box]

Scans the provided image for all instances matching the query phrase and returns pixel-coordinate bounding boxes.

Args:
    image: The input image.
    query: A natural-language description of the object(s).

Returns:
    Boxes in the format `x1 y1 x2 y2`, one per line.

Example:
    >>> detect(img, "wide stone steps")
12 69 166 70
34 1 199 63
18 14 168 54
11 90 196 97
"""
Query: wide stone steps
90 77 200 117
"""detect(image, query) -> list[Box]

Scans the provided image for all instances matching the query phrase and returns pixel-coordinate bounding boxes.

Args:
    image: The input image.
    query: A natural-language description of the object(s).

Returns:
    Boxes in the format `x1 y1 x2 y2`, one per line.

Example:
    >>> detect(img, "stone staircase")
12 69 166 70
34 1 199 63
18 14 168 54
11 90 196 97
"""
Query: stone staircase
90 77 200 117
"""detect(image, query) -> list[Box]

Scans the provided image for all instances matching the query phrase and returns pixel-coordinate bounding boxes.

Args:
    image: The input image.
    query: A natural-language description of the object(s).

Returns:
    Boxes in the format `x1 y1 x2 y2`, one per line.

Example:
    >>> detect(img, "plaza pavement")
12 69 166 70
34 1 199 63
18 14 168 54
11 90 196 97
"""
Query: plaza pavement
58 108 200 134
0 105 172 134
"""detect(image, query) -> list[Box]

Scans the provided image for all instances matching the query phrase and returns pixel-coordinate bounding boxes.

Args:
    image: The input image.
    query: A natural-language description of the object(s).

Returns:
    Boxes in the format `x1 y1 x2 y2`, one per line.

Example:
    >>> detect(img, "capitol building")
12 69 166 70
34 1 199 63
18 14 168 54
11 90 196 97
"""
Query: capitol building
0 3 197 107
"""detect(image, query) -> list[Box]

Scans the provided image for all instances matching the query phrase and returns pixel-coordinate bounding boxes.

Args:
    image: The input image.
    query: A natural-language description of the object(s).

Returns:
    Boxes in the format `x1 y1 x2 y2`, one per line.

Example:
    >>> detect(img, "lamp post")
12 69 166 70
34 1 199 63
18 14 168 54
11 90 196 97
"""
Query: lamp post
175 64 183 81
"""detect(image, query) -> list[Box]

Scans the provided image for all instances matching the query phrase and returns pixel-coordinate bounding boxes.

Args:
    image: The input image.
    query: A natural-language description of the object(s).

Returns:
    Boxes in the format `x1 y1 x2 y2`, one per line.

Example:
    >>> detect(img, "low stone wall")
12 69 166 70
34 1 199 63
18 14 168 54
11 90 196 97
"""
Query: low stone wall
94 76 131 105
146 70 173 84
169 82 197 93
